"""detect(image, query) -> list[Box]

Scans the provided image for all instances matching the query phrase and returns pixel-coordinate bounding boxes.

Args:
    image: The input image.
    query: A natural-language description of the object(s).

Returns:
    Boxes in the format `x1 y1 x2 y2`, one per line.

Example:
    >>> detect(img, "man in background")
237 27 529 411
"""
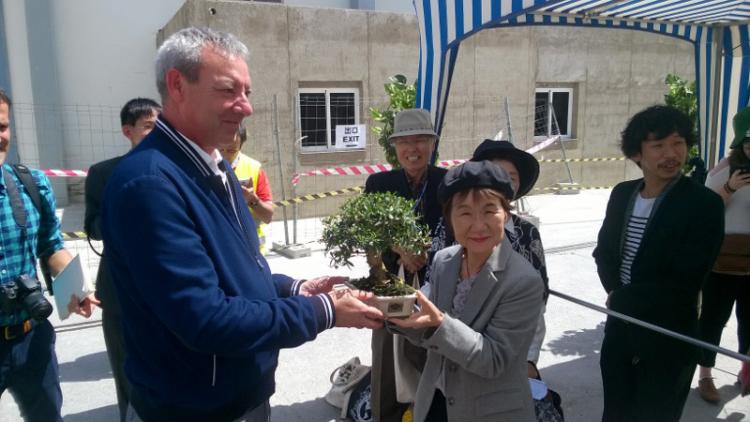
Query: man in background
84 97 160 422
220 126 273 254
593 105 724 421
0 89 97 421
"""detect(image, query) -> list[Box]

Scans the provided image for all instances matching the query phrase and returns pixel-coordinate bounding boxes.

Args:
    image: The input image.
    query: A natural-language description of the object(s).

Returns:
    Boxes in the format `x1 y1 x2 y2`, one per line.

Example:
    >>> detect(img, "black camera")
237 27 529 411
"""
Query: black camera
0 275 53 321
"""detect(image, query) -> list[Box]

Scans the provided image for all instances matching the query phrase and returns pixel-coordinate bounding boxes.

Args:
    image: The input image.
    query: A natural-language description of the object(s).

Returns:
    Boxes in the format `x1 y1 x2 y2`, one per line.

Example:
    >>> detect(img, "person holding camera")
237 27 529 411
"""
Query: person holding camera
697 106 750 402
0 89 98 422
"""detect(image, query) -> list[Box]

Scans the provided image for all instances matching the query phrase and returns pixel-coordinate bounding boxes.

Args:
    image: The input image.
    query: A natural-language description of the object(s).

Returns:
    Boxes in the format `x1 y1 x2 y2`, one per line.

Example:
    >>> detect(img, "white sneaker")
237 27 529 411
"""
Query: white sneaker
324 356 371 416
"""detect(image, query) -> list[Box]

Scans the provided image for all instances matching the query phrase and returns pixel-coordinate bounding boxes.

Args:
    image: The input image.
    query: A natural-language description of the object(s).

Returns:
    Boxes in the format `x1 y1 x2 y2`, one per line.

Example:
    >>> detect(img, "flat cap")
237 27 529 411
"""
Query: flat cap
438 160 515 203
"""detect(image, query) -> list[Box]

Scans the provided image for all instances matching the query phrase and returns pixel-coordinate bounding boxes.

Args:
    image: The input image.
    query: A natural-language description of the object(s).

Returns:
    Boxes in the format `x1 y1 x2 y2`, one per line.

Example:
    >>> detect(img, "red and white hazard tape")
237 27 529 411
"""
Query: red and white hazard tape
43 169 88 177
291 136 560 185
525 135 560 155
291 163 391 185
40 136 561 183
290 159 470 185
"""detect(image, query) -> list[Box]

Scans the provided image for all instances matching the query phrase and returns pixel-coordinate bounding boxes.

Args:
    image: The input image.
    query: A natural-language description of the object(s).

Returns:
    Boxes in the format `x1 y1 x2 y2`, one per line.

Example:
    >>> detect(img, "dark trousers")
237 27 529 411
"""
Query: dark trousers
425 389 448 422
0 320 62 422
371 328 408 422
698 271 750 367
600 323 694 422
103 309 130 422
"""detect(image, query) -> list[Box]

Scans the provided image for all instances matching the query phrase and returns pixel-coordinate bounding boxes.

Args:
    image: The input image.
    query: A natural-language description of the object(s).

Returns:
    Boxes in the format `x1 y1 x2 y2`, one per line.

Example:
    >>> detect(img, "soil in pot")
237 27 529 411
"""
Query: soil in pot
349 272 416 297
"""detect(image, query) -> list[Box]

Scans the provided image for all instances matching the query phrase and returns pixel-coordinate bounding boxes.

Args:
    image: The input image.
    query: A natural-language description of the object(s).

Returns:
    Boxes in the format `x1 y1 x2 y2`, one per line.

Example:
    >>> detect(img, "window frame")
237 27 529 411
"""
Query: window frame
534 87 574 140
297 88 360 152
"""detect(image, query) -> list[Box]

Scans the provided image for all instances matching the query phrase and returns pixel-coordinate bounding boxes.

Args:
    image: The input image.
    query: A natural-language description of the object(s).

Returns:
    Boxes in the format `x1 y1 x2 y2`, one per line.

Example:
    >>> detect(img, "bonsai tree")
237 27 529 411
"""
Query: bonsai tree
321 192 430 296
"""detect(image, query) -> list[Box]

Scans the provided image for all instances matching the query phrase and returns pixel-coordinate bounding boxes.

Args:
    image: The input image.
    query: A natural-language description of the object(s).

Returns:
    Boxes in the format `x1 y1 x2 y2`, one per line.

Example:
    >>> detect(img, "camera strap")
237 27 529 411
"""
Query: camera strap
3 166 28 229
3 165 54 294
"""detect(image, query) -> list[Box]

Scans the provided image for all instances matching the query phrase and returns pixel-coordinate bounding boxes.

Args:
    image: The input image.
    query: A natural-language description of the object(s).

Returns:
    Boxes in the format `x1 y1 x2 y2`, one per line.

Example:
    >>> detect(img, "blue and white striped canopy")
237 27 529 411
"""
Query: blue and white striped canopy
414 0 750 165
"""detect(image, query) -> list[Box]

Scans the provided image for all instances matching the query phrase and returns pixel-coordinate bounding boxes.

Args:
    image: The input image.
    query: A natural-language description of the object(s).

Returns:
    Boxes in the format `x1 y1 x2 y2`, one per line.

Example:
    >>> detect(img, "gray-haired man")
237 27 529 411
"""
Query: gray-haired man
102 27 383 422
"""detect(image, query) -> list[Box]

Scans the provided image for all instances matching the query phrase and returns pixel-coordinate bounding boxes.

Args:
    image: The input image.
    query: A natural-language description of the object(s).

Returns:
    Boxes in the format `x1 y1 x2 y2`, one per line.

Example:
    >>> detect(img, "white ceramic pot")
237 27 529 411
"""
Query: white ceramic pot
373 294 417 318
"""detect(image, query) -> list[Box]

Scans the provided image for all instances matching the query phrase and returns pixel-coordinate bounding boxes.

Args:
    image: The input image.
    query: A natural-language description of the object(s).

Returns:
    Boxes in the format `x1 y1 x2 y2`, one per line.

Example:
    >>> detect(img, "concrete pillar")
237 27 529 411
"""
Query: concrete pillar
1 0 67 204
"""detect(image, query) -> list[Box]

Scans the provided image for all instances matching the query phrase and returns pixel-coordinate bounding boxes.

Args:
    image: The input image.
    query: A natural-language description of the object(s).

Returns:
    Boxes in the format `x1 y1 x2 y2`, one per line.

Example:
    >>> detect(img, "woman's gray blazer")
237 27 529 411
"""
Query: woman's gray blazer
401 239 544 422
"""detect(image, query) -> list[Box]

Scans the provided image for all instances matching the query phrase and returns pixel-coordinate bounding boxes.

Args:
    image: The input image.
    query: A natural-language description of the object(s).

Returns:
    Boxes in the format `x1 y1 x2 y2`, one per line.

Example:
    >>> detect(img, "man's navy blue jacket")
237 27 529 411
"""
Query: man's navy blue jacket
102 117 333 421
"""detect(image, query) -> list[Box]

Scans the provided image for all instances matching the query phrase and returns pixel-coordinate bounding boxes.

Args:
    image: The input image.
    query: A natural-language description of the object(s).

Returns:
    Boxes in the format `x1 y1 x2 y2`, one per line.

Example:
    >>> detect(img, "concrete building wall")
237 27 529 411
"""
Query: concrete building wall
1 0 694 212
161 0 694 217
448 26 696 189
285 0 414 14
0 0 185 204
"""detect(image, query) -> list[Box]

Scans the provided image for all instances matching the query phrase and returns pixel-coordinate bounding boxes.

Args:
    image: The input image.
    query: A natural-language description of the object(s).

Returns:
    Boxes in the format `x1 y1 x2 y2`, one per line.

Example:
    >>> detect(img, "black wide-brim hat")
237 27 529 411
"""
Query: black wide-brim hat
470 139 540 199
438 160 515 204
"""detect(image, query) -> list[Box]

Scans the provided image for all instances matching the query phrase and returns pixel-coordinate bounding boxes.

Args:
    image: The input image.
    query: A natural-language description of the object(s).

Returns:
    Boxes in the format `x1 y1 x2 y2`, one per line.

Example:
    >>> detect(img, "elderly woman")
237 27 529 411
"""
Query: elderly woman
364 108 450 422
390 160 544 422
471 139 548 378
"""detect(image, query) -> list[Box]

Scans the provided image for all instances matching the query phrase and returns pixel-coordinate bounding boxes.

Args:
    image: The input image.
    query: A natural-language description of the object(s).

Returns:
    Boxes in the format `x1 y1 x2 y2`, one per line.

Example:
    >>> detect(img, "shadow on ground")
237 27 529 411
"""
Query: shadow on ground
546 321 604 358
685 383 747 422
538 322 605 421
539 321 746 421
64 404 118 421
272 397 339 422
58 351 112 382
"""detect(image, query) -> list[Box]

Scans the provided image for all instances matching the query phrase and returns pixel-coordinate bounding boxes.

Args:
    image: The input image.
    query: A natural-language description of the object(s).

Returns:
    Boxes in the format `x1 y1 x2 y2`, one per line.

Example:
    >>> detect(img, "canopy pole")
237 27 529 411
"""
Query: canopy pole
708 28 724 167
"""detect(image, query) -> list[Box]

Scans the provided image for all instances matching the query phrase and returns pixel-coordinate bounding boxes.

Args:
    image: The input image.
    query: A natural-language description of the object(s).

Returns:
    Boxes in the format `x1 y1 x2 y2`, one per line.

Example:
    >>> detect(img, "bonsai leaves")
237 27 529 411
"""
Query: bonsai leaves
321 192 431 270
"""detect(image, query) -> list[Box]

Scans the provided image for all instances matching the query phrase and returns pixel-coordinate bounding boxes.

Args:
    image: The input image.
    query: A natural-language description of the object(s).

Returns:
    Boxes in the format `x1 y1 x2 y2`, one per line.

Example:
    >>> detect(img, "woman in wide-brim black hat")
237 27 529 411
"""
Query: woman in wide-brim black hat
471 139 540 199
471 139 548 379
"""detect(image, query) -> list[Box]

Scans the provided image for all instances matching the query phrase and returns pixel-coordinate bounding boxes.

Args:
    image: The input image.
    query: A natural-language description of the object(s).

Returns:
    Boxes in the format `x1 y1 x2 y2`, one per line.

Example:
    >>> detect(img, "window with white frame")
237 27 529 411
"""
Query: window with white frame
534 88 574 139
298 88 360 151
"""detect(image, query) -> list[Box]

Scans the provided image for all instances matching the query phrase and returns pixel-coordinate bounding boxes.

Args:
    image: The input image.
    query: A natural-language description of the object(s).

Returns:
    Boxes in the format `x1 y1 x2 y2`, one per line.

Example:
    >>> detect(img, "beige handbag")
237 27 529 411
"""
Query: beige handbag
393 334 420 403
393 266 422 403
713 234 750 274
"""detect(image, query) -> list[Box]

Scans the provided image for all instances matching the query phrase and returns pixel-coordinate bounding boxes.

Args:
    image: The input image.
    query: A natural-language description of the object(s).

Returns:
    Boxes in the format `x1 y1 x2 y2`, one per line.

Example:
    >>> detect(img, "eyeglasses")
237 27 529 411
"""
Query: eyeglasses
390 137 434 148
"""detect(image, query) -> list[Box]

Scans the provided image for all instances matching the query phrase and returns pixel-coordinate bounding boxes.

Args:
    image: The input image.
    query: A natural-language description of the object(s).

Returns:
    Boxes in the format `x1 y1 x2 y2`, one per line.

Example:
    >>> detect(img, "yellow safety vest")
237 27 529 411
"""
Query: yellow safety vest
232 154 268 255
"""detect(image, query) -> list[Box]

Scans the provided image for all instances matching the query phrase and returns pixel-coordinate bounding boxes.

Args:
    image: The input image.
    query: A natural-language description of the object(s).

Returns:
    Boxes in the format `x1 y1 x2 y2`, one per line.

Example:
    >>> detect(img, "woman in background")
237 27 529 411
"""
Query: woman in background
697 107 750 402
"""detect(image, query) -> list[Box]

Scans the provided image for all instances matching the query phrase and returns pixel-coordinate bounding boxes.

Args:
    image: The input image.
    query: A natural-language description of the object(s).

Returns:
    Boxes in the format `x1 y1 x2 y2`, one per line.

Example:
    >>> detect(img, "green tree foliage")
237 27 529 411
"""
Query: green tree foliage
369 75 417 167
321 192 429 271
664 74 700 166
664 74 697 126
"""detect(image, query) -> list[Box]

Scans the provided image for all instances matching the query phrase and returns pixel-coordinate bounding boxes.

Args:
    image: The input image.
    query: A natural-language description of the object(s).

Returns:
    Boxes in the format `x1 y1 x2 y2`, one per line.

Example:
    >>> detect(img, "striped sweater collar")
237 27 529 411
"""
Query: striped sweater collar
155 117 223 177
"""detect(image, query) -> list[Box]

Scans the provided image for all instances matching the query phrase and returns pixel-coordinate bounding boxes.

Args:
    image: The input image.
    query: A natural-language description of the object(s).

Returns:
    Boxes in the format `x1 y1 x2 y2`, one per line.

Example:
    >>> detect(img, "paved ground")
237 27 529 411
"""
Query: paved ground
1 190 748 421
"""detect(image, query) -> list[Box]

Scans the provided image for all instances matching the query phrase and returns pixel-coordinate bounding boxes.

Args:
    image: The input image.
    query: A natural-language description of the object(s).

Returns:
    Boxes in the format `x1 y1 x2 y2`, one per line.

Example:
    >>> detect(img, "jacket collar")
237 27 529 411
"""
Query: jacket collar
459 238 511 326
152 117 257 251
155 117 217 178
437 238 511 326
620 175 685 253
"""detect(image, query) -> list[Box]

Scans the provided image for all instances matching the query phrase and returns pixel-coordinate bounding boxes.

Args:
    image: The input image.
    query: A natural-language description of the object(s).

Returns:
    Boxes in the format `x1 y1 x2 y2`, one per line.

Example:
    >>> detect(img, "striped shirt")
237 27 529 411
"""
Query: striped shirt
0 165 64 325
620 195 656 284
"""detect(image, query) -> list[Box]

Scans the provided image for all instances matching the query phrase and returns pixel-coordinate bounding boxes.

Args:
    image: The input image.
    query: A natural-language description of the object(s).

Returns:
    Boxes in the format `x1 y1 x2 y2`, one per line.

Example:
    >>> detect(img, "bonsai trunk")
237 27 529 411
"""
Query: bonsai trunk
347 250 414 297
366 251 388 282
